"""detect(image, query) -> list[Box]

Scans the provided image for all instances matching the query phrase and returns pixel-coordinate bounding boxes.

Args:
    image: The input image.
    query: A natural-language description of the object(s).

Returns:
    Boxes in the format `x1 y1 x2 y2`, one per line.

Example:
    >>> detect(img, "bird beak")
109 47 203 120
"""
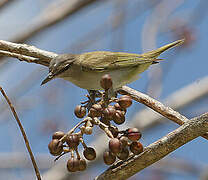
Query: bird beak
41 73 53 85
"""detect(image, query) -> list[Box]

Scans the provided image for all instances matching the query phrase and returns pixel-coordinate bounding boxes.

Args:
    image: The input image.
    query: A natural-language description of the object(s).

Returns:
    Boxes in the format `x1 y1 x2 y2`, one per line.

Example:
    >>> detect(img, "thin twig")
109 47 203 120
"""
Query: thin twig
0 87 41 180
59 118 88 142
93 117 114 138
95 113 208 180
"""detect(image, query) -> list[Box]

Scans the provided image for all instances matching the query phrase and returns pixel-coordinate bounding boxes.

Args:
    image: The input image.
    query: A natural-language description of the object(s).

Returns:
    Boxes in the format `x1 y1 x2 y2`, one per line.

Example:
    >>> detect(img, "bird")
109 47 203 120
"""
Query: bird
41 39 184 91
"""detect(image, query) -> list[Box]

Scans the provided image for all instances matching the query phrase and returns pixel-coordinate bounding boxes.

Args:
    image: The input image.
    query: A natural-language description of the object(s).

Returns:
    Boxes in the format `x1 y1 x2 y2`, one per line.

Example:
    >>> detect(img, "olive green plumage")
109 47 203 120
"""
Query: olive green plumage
42 39 184 90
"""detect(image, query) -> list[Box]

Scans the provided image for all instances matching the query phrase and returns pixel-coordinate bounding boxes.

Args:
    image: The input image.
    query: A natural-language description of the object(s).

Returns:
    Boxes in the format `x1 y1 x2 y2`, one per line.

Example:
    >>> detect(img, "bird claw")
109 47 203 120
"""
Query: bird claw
81 90 102 110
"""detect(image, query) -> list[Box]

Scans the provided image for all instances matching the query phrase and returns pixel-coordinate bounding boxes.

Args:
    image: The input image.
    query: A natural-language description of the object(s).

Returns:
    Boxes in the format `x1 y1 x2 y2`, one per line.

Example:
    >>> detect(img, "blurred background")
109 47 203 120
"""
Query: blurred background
0 0 207 179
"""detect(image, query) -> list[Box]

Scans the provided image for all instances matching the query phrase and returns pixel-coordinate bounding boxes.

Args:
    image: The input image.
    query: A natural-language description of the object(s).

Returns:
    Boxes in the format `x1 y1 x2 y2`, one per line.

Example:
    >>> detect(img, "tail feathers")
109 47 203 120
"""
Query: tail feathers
142 39 185 58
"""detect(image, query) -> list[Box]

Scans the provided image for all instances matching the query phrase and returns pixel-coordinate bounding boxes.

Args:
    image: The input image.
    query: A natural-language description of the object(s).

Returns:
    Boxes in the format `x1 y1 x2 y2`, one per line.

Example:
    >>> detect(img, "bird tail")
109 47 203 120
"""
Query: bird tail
142 39 185 59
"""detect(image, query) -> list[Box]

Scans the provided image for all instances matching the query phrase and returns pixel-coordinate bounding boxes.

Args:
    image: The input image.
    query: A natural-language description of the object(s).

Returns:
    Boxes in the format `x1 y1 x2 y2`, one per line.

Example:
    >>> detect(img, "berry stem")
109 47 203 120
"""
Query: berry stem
59 118 88 143
93 117 114 138
80 137 88 149
75 148 81 160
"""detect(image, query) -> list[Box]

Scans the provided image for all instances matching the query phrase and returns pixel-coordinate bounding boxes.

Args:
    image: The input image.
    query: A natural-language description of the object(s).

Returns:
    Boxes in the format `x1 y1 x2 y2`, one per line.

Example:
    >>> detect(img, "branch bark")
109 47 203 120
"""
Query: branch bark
95 113 208 180
130 76 208 129
0 40 57 66
119 86 208 140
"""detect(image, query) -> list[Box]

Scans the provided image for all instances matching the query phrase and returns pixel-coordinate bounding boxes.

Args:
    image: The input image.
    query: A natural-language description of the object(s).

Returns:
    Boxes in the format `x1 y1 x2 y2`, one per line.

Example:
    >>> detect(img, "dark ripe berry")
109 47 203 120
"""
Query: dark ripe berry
103 106 116 120
114 103 127 113
92 104 103 112
118 95 132 109
113 110 125 125
67 157 79 172
117 147 129 160
66 134 79 148
100 116 110 126
109 138 122 154
83 147 96 160
108 126 119 138
52 131 65 140
127 128 142 141
78 159 87 171
89 104 103 117
130 142 143 155
48 139 63 156
100 74 113 90
119 136 128 148
103 150 116 165
74 105 86 118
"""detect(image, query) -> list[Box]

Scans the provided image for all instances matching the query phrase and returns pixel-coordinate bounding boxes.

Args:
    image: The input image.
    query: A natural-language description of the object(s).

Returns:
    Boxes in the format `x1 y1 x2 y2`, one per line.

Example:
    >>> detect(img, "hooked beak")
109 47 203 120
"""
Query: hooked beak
41 73 54 85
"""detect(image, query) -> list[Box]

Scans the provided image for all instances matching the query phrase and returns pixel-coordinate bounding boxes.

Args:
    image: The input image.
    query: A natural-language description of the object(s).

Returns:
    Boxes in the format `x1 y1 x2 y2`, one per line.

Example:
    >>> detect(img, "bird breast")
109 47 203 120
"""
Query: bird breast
59 63 151 90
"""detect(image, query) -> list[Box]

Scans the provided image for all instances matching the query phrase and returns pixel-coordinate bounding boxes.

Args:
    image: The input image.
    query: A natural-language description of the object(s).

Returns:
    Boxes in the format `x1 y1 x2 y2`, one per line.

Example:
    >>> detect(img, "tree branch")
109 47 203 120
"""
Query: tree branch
0 40 57 66
95 112 208 180
119 86 208 140
130 76 208 129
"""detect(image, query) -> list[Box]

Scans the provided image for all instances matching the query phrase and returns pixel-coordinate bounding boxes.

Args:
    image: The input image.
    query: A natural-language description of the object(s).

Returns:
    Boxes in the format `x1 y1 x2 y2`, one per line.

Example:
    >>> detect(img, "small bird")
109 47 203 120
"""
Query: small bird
41 39 184 91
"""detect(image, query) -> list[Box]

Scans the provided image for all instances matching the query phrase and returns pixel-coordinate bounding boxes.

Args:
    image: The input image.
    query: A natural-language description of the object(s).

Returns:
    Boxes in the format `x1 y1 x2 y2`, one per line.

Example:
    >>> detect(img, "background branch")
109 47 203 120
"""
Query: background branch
0 0 14 10
12 0 102 43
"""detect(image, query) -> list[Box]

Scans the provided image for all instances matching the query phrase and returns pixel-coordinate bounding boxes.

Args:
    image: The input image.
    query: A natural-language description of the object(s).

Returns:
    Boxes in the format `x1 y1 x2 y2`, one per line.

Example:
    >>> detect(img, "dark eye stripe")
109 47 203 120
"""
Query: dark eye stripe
52 64 71 77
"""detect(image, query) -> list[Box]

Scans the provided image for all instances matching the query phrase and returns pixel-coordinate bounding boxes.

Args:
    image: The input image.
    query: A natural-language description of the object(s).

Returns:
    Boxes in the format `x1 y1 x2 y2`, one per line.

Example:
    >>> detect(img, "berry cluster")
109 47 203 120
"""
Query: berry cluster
104 128 143 165
48 130 95 172
48 74 144 172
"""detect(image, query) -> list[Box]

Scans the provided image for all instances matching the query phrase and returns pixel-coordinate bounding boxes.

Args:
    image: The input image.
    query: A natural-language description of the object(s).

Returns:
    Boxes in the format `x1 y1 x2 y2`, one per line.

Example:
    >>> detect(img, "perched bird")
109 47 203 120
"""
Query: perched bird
41 39 184 91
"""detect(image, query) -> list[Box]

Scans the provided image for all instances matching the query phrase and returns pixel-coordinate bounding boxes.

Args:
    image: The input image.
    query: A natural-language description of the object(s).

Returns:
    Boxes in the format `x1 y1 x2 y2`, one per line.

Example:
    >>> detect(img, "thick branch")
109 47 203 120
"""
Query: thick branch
95 113 208 180
0 40 57 66
0 50 48 67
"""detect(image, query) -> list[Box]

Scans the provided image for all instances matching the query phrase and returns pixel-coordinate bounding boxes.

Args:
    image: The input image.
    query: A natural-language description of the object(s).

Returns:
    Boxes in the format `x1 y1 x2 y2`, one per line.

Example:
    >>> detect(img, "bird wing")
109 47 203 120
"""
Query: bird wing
78 51 157 72
78 39 184 72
